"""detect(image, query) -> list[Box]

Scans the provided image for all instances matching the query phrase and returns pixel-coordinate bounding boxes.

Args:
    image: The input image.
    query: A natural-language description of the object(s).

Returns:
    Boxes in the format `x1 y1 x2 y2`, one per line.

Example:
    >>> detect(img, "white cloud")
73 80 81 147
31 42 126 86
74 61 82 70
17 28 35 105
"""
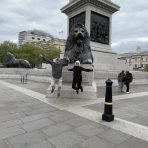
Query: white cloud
0 0 148 54
0 0 68 43
112 0 148 53
112 37 148 53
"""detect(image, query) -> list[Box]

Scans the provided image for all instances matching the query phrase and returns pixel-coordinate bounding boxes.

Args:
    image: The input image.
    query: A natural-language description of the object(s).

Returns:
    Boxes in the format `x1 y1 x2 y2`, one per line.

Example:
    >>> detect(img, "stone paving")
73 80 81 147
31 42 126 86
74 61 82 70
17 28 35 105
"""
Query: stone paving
4 79 148 97
85 95 148 127
0 79 148 148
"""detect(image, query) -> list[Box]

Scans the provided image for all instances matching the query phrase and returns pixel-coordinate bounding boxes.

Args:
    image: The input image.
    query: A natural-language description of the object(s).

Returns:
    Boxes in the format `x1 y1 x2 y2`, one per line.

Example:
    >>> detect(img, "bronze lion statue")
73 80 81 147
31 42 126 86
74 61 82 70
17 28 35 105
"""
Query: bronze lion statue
64 23 93 64
3 52 31 68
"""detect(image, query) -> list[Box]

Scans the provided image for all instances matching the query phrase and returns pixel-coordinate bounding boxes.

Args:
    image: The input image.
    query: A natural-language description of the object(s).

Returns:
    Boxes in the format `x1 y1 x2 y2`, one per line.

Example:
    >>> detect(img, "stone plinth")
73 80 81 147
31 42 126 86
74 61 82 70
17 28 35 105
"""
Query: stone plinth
61 0 120 52
92 50 132 71
61 0 132 71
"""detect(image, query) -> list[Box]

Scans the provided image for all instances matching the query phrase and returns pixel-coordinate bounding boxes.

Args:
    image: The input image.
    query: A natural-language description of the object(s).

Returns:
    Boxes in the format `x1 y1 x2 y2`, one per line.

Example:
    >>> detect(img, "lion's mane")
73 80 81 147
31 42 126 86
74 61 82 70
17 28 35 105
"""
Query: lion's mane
64 23 93 64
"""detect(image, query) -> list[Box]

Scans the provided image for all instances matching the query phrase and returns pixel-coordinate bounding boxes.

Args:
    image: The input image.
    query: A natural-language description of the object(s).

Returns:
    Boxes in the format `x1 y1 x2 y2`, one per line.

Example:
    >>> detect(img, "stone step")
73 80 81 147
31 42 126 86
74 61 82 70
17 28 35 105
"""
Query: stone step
46 81 97 99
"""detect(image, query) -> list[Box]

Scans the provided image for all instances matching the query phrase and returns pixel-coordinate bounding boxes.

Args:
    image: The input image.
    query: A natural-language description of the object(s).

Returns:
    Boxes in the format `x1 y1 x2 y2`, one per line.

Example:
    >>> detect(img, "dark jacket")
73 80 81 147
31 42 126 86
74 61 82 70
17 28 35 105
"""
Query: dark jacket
42 57 68 79
124 72 133 83
68 66 93 78
118 72 125 82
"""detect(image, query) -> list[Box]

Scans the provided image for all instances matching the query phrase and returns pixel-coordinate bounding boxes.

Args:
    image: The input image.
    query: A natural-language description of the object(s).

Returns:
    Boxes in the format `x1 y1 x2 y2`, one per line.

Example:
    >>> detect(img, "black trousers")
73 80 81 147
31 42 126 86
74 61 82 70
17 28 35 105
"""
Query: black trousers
125 82 130 92
72 77 82 91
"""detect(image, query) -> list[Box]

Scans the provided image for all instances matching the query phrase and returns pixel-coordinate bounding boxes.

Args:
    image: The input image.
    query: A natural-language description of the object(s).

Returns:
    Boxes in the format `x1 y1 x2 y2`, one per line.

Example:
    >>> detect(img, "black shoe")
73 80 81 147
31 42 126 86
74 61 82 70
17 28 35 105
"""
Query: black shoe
51 87 54 93
80 87 83 92
76 89 79 94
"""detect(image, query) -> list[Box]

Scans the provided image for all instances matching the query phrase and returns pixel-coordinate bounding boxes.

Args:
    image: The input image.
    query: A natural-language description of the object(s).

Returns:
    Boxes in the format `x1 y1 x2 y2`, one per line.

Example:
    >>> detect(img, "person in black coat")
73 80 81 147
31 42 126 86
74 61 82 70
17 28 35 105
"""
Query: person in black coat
124 71 133 93
118 70 125 92
68 60 93 94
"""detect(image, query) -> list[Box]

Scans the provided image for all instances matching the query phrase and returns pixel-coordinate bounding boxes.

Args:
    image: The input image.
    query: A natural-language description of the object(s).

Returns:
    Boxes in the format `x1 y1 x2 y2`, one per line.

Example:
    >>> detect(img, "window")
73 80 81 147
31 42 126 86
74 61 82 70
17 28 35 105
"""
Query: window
43 39 46 41
135 64 137 68
32 37 35 39
141 57 143 61
38 38 40 40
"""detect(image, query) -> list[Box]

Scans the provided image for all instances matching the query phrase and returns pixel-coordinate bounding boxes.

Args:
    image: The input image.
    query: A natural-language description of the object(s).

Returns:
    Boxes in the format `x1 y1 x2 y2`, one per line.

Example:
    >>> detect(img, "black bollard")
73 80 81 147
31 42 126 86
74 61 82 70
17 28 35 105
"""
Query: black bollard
21 75 22 83
102 79 114 122
25 74 27 83
22 75 24 83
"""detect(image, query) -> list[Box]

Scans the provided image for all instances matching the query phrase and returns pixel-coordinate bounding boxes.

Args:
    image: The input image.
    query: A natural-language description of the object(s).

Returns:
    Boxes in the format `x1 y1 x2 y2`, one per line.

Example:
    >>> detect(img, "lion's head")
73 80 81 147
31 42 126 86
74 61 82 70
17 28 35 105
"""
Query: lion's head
64 23 93 64
67 23 90 46
4 52 16 64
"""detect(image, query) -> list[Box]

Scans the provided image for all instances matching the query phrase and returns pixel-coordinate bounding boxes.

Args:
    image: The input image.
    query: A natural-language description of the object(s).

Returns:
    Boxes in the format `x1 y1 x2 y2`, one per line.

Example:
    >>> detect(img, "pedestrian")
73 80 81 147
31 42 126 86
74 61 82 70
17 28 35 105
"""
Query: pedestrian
68 60 93 94
124 71 133 93
117 70 125 92
42 56 69 97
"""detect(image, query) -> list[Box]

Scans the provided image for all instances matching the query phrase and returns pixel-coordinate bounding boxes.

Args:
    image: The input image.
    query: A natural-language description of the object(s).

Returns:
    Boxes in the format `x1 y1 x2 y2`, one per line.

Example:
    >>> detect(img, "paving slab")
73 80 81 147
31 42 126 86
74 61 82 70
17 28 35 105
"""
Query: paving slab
0 140 11 148
78 136 116 148
65 117 91 127
20 118 55 132
0 119 22 130
42 122 74 137
74 122 105 137
115 137 148 148
19 140 55 148
0 126 25 140
96 128 131 145
48 130 87 148
47 110 78 123
7 131 48 148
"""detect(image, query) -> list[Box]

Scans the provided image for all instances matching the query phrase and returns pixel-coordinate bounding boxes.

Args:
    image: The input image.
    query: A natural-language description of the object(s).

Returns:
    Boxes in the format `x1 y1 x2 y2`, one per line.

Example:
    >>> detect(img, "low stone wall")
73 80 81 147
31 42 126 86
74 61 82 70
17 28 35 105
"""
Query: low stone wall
0 68 52 76
0 68 51 83
94 70 148 79
0 68 148 85
0 74 51 83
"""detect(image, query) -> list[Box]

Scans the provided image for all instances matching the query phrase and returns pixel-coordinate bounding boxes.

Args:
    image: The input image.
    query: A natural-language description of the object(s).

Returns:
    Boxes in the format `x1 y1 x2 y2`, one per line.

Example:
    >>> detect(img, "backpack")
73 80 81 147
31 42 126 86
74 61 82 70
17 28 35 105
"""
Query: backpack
124 73 133 83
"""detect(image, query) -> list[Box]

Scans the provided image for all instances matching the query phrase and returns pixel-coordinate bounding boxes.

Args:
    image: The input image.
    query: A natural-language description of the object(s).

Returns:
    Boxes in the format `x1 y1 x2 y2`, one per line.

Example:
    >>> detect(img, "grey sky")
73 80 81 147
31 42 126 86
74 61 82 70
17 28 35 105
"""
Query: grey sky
0 0 148 53
112 0 148 53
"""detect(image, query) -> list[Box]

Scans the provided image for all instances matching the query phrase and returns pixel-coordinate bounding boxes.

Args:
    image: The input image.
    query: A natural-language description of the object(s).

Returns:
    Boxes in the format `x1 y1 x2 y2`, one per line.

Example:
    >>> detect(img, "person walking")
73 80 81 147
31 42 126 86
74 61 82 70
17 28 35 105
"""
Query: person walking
42 56 69 97
124 71 133 93
117 70 125 92
68 60 93 94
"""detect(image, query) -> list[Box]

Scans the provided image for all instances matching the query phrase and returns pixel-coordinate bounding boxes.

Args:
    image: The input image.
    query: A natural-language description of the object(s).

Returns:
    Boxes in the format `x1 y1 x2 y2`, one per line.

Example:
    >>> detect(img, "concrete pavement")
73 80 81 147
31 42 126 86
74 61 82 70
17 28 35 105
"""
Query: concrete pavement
0 79 148 148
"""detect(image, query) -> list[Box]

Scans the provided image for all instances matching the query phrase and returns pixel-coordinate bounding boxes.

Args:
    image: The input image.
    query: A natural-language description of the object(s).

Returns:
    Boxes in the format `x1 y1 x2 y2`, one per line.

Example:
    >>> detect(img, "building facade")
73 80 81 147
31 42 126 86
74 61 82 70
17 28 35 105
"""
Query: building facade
118 47 148 70
18 30 66 52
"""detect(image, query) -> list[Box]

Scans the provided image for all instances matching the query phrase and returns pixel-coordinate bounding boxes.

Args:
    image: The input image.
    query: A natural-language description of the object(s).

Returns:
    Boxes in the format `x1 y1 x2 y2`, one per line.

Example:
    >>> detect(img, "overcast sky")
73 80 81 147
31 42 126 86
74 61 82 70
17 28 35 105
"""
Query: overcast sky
0 0 148 53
